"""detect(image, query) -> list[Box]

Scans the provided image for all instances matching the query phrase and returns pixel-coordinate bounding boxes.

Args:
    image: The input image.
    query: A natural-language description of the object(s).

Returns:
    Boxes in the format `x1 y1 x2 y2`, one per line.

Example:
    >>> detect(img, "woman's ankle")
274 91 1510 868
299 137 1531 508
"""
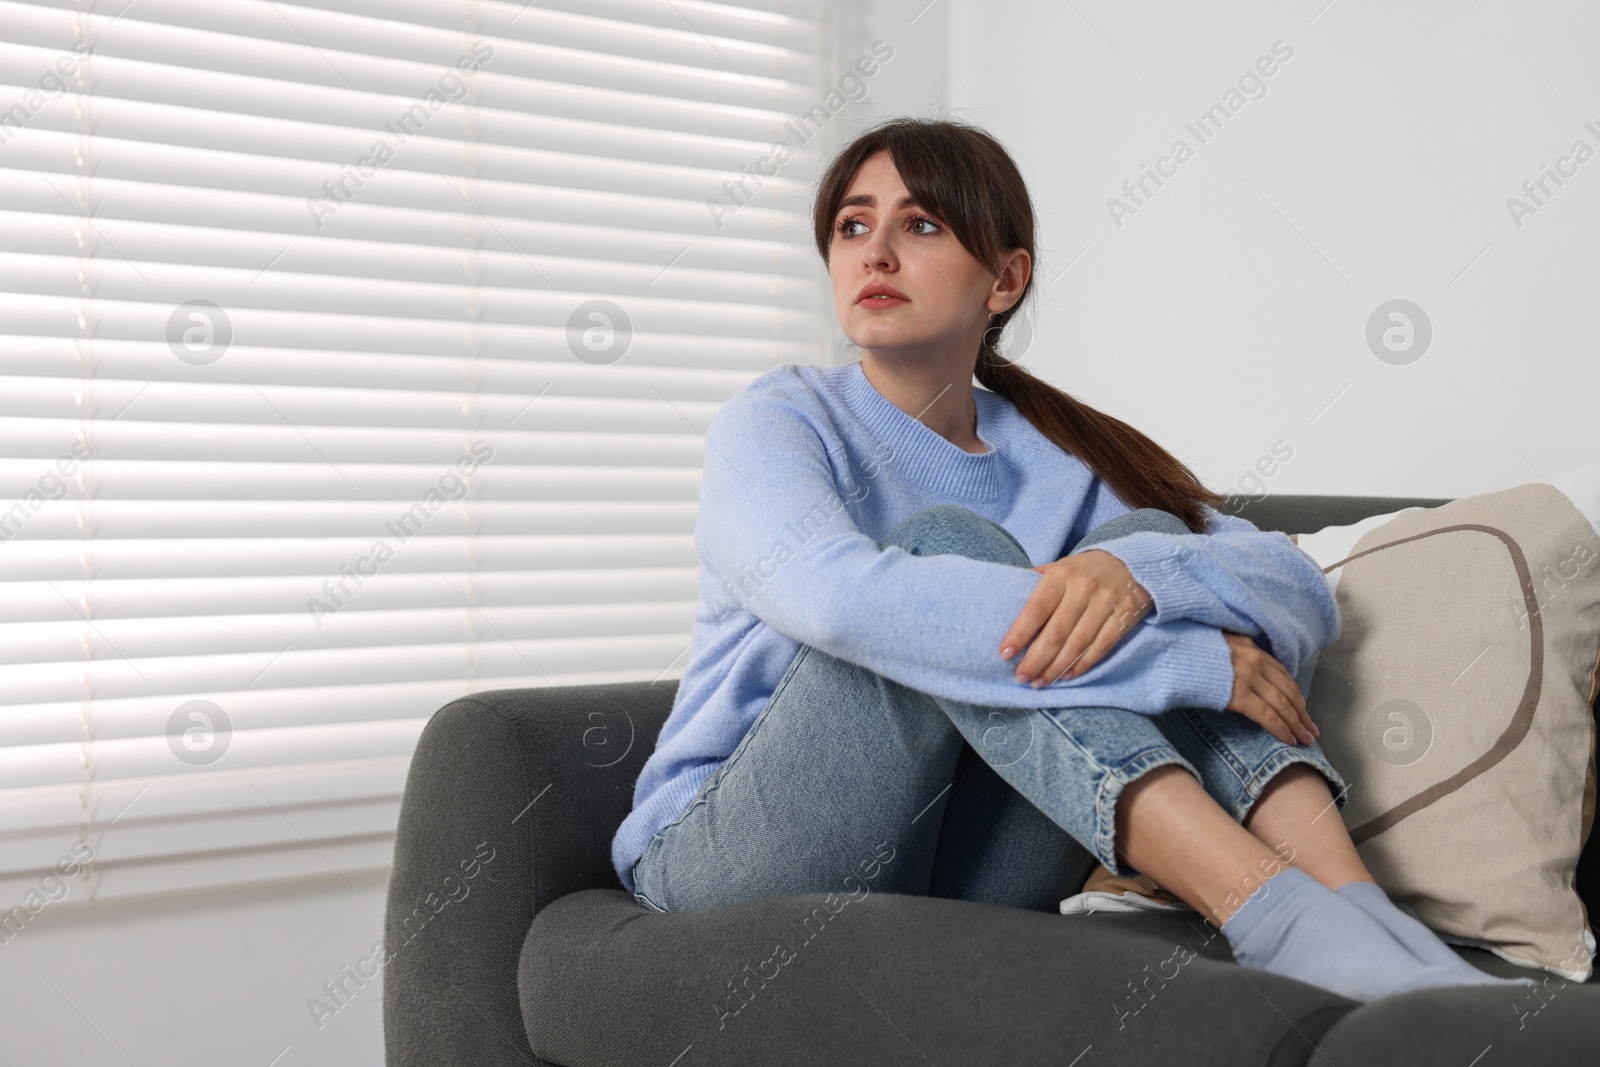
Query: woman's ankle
1115 766 1299 927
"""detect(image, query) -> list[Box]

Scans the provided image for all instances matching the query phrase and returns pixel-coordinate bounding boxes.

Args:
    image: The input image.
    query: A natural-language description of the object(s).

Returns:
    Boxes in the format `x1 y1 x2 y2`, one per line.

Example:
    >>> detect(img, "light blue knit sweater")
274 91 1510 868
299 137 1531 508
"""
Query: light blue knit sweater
612 359 1340 892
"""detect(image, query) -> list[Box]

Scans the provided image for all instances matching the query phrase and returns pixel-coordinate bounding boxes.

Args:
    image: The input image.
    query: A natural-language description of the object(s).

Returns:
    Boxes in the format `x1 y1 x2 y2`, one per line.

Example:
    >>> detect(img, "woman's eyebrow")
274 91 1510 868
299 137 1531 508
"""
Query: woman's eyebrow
837 193 921 212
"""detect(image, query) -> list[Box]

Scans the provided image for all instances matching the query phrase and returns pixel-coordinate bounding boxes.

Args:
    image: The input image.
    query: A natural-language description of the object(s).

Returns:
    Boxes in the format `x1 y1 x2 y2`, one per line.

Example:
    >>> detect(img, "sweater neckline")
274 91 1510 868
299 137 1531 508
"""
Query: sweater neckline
833 359 1003 501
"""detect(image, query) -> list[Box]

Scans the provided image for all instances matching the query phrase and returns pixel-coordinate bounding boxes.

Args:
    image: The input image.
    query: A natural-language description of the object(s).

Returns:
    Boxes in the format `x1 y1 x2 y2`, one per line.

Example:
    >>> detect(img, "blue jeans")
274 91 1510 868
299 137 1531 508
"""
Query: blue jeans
631 505 1348 915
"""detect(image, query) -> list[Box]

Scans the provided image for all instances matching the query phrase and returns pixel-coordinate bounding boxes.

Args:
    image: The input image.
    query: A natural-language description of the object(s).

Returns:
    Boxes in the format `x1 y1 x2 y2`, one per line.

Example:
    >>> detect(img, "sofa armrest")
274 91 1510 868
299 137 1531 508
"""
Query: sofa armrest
382 682 674 1066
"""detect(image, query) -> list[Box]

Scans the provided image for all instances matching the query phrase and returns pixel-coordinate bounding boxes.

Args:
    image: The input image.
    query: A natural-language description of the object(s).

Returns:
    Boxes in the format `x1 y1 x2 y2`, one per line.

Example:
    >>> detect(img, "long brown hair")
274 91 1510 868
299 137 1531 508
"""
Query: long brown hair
812 118 1227 533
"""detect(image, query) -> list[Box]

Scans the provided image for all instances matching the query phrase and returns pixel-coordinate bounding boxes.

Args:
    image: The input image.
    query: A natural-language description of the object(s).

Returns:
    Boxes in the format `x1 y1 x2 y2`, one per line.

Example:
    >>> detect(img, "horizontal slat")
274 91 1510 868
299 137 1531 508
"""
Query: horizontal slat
0 750 411 873
0 633 698 705
0 566 698 620
0 90 824 211
0 829 399 905
0 158 810 252
0 429 714 465
86 799 401 870
0 138 812 236
0 459 707 497
0 236 817 313
0 439 705 476
0 260 819 338
286 0 816 50
3 0 815 106
504 0 812 40
0 391 736 442
0 122 806 212
0 302 820 358
14 0 817 55
0 722 422 793
0 45 810 167
3 599 698 665
0 669 649 865
0 166 814 266
0 339 804 379
0 340 773 393
0 594 700 668
0 534 696 580
0 675 608 747
0 499 700 537
0 61 807 171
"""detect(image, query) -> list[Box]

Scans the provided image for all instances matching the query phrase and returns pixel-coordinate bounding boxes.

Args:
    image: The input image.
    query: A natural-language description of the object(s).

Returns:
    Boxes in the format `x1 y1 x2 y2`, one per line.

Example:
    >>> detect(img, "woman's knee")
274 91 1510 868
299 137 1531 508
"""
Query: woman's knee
1075 507 1189 551
877 504 1030 567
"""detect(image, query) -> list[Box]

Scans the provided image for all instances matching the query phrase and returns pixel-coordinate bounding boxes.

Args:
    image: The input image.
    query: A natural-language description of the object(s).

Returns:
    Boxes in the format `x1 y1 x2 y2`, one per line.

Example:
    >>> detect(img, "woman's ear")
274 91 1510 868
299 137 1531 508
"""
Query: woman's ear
988 247 1031 314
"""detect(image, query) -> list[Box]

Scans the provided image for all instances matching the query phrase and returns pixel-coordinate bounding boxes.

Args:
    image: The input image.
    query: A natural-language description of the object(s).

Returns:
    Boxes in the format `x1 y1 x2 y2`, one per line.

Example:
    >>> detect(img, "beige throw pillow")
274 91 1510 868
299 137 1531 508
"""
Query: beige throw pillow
1292 481 1600 979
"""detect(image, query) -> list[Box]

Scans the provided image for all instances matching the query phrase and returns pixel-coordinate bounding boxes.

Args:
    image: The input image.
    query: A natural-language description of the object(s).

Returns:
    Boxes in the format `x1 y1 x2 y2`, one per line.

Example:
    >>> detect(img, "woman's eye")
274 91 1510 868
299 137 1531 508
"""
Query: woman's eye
835 214 939 239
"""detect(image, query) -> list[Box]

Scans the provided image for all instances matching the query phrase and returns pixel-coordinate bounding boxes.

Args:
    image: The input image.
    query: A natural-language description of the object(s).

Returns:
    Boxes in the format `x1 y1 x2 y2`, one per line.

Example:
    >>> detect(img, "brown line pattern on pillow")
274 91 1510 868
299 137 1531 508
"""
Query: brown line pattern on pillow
1320 523 1543 845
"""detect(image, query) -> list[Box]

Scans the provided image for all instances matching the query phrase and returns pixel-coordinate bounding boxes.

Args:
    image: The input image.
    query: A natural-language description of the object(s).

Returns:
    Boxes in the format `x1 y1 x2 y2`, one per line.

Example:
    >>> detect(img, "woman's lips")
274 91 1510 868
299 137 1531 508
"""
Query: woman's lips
858 294 909 307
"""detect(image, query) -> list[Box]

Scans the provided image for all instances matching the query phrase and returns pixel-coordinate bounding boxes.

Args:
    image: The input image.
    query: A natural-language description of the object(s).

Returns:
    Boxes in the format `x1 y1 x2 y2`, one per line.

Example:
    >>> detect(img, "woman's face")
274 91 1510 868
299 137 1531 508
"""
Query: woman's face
827 150 1027 360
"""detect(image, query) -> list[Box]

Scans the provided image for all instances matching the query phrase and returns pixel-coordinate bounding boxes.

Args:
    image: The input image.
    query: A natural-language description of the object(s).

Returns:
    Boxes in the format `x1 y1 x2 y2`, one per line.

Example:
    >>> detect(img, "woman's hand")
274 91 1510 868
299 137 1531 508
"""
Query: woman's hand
1222 631 1319 746
998 549 1155 688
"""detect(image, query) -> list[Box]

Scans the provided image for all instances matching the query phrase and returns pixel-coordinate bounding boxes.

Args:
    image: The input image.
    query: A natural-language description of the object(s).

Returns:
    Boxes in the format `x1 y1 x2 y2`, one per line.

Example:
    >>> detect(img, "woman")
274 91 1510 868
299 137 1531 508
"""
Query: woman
613 118 1530 1004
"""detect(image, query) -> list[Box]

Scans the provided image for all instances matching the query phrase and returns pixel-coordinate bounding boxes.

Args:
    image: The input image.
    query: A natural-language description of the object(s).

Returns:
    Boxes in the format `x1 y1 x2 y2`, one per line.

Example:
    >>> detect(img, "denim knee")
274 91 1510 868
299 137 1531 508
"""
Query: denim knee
1074 507 1189 551
878 504 1031 567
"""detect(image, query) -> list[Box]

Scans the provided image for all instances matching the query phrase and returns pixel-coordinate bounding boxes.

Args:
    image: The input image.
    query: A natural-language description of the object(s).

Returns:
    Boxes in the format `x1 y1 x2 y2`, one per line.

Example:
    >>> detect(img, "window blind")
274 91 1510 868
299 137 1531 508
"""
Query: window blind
0 0 831 906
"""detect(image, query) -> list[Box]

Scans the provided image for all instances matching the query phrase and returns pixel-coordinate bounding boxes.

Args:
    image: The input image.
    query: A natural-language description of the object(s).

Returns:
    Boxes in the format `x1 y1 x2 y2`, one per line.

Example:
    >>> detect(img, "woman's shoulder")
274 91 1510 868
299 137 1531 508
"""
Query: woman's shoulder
729 361 848 404
711 362 850 435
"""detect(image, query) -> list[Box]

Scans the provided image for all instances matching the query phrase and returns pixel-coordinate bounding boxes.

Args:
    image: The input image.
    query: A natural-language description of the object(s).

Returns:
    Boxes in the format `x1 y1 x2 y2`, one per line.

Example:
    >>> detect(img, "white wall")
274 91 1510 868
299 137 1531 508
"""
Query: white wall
0 872 387 1066
846 0 1599 500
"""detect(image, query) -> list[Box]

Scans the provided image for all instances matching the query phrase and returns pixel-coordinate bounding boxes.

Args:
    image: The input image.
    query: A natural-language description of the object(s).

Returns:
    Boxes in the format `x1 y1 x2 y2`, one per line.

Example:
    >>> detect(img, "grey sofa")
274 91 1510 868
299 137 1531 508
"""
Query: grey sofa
384 494 1600 1066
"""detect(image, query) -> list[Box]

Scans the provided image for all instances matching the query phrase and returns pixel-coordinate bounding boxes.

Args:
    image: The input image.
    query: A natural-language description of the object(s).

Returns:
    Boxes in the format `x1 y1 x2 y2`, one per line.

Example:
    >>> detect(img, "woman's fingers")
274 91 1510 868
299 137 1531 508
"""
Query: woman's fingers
1223 632 1313 745
1255 653 1317 743
998 568 1060 664
1009 553 1149 684
1248 672 1309 745
1013 577 1091 682
1038 600 1120 686
1248 660 1315 745
1238 680 1297 745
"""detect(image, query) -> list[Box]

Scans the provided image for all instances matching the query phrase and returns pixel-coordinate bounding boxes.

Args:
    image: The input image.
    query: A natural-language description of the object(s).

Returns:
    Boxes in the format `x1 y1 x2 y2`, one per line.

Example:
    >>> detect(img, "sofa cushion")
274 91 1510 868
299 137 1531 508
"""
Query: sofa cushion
520 888 1357 1067
1311 971 1600 1065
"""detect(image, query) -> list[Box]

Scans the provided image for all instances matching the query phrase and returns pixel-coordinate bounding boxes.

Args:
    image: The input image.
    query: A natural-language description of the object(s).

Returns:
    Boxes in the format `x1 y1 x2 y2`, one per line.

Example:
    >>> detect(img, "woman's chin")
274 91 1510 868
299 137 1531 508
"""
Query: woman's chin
842 325 927 353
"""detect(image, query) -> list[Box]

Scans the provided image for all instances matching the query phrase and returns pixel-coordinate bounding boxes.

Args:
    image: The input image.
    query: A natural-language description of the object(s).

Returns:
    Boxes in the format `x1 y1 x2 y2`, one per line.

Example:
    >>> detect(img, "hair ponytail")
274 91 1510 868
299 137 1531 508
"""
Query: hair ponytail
974 346 1225 533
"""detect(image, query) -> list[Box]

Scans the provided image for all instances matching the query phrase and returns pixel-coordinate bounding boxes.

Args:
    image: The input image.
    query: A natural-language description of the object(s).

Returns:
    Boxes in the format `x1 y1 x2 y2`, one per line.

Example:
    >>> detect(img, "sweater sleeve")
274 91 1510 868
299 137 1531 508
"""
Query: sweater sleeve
694 391 1236 715
1068 504 1341 696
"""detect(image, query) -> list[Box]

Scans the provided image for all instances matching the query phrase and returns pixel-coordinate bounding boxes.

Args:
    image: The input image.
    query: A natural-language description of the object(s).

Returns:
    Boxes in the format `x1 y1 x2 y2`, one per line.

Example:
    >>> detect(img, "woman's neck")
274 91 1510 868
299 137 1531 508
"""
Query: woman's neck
858 352 986 454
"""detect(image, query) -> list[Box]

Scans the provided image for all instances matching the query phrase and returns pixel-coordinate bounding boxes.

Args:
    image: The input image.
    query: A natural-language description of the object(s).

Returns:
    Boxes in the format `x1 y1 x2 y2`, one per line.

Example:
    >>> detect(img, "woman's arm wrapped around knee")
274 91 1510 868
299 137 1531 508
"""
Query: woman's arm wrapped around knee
695 390 1237 715
1061 505 1339 697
